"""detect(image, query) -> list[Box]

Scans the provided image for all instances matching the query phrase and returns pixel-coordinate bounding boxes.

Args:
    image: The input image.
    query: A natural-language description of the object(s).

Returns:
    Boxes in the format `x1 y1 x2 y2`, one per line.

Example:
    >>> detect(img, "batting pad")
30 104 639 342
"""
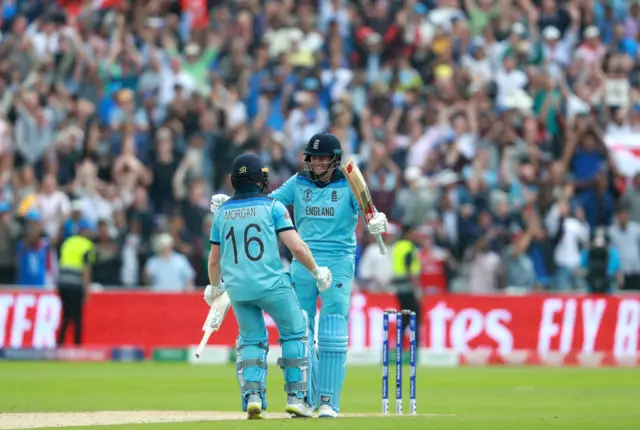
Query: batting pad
235 338 269 411
317 313 349 412
278 337 308 399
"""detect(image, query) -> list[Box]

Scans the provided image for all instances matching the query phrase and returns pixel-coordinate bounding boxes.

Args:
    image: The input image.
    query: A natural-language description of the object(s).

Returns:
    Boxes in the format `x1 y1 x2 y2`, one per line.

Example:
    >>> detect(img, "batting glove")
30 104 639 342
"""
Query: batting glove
203 290 231 332
204 283 226 306
210 194 230 214
312 267 332 292
367 212 388 235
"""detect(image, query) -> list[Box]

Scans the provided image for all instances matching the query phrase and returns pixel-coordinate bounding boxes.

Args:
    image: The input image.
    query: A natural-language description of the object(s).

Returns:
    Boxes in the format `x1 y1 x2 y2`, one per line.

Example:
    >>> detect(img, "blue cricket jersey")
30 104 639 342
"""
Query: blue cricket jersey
210 191 295 301
16 238 50 288
269 171 361 259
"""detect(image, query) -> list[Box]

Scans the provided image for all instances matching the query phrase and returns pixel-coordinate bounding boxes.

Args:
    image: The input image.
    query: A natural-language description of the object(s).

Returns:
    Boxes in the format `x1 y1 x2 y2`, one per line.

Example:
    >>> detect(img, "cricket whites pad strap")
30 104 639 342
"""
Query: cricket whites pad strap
284 381 308 392
237 358 267 370
277 357 309 368
278 357 309 392
241 381 264 392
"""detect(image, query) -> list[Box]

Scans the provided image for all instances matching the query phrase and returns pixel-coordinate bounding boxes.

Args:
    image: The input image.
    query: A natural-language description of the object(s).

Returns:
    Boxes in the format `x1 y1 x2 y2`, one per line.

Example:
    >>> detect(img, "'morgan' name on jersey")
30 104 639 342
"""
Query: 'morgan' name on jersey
305 206 335 217
224 207 257 220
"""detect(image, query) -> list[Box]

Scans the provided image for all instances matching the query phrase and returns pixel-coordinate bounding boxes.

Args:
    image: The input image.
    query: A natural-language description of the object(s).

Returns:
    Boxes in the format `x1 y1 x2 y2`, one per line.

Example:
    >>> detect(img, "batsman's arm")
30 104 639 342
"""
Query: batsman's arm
272 200 317 270
268 174 296 206
208 244 221 287
208 212 222 285
279 229 318 273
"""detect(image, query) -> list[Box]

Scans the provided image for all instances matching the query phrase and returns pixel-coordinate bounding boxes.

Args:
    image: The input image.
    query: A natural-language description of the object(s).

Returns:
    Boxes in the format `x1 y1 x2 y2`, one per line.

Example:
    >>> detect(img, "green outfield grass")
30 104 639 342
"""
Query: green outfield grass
0 362 639 429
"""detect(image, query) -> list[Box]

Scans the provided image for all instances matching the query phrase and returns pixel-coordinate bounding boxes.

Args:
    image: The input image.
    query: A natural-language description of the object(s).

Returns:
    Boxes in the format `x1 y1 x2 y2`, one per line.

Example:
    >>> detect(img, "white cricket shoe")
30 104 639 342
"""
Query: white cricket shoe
247 394 264 420
318 404 338 418
285 396 314 418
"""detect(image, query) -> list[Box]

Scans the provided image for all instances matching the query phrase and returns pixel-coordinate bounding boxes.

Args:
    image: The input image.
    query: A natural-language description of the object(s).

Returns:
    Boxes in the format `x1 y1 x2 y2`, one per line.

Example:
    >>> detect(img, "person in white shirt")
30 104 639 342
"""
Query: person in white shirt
357 225 397 291
466 237 502 294
545 200 590 291
284 79 329 155
494 55 528 108
462 44 492 86
143 233 195 292
35 174 70 241
574 26 607 67
320 52 353 103
159 57 195 106
541 25 578 71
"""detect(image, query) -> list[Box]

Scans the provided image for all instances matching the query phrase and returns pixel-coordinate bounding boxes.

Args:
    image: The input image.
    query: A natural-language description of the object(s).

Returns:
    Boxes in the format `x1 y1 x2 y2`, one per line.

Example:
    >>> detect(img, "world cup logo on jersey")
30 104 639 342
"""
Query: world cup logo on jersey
303 188 313 203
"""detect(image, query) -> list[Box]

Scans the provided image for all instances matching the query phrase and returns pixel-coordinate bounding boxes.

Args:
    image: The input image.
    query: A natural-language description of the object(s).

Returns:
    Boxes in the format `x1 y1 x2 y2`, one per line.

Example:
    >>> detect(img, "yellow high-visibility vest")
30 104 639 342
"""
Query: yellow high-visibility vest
59 235 95 270
391 239 420 279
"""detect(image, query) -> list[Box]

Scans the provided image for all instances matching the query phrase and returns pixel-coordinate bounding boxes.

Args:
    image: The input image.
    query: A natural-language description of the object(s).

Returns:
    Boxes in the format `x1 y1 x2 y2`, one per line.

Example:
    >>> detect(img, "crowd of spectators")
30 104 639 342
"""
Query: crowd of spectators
1 0 640 294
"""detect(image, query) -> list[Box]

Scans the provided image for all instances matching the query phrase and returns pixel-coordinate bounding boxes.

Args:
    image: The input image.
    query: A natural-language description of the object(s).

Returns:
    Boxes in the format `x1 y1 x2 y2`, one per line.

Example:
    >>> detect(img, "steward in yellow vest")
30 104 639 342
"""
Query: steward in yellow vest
391 226 421 346
57 220 95 346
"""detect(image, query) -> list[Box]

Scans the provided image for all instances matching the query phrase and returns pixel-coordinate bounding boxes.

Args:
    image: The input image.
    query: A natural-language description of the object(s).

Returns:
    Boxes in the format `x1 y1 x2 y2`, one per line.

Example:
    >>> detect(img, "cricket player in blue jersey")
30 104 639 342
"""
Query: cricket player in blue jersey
204 153 333 419
210 133 389 418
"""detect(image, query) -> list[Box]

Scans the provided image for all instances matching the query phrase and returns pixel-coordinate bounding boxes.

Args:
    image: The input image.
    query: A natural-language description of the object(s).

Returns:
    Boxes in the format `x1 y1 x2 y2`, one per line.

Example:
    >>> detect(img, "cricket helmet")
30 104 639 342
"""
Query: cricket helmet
230 153 269 191
303 132 343 182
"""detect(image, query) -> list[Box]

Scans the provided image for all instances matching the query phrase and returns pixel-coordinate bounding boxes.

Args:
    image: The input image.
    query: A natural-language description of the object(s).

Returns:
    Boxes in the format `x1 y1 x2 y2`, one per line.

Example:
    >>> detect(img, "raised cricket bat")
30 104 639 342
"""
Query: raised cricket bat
341 156 387 255
195 291 231 358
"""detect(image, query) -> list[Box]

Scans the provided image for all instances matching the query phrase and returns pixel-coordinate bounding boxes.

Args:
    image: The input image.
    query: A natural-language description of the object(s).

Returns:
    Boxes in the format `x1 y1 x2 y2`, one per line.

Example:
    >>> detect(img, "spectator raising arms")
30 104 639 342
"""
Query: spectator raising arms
0 0 637 294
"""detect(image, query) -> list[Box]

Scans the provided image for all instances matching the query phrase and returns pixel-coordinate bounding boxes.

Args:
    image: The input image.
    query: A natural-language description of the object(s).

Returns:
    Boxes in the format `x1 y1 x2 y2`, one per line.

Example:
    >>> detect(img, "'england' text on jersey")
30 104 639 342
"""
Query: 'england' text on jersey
224 207 257 220
305 206 335 217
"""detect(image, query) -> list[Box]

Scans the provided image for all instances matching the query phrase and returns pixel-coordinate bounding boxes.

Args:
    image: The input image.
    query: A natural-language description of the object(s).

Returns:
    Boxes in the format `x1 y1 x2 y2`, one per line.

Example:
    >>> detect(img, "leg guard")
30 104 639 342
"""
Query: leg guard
317 313 349 412
278 330 309 400
236 337 269 411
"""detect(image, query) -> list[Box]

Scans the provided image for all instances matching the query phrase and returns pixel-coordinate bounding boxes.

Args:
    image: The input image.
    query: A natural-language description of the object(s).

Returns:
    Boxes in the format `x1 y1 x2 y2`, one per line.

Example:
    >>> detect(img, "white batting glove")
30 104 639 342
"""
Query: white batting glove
367 212 388 235
312 267 332 292
204 283 226 306
210 194 230 214
203 290 231 332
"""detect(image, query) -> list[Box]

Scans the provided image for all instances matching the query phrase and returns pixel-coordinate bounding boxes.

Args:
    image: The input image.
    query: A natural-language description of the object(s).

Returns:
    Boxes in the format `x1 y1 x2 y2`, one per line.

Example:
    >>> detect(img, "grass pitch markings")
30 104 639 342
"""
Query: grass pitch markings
0 411 455 429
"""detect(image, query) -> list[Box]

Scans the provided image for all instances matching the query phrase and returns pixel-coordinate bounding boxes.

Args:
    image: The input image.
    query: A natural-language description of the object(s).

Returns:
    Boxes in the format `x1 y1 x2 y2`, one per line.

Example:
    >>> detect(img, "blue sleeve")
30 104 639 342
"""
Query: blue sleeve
268 174 296 206
210 213 221 245
608 248 621 276
580 250 588 269
273 201 295 233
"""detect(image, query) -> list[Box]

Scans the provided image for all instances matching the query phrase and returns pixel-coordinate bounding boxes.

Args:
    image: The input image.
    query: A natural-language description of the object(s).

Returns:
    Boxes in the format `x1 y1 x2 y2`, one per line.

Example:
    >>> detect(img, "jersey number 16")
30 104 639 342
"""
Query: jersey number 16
225 224 265 264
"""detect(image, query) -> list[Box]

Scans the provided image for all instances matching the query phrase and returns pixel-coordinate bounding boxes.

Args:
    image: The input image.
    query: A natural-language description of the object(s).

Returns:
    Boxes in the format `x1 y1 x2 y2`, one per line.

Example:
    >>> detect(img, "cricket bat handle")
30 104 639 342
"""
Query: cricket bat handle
375 233 387 255
195 328 213 358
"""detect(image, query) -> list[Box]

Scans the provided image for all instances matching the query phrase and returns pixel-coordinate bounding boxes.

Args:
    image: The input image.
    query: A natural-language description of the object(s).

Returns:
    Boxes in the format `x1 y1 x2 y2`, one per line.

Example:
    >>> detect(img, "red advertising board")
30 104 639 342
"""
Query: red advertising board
1 290 639 357
423 295 640 357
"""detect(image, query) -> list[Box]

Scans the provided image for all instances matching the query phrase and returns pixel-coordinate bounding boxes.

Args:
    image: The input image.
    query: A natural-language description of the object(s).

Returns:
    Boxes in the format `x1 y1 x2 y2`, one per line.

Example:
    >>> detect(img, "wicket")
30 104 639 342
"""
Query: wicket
382 310 417 415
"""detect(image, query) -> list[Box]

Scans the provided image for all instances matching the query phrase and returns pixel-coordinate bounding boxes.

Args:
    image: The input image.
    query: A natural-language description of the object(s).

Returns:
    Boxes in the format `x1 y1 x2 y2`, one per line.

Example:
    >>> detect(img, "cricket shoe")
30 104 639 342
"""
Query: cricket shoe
318 404 338 418
247 394 264 420
285 395 314 418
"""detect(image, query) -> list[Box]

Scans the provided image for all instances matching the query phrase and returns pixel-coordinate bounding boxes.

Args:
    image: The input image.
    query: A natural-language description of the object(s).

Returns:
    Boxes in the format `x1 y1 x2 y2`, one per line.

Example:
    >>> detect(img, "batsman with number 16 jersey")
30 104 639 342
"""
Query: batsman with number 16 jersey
211 133 389 417
206 153 332 419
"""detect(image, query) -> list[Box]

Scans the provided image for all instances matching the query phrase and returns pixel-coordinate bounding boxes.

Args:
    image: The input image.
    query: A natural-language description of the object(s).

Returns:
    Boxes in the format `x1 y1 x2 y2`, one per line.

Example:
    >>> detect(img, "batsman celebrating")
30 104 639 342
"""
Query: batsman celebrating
204 153 332 419
210 133 389 417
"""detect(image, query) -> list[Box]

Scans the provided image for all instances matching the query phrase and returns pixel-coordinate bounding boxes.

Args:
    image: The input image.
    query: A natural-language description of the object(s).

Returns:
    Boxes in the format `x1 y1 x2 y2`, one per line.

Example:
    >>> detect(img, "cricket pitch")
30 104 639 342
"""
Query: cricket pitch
0 411 452 429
